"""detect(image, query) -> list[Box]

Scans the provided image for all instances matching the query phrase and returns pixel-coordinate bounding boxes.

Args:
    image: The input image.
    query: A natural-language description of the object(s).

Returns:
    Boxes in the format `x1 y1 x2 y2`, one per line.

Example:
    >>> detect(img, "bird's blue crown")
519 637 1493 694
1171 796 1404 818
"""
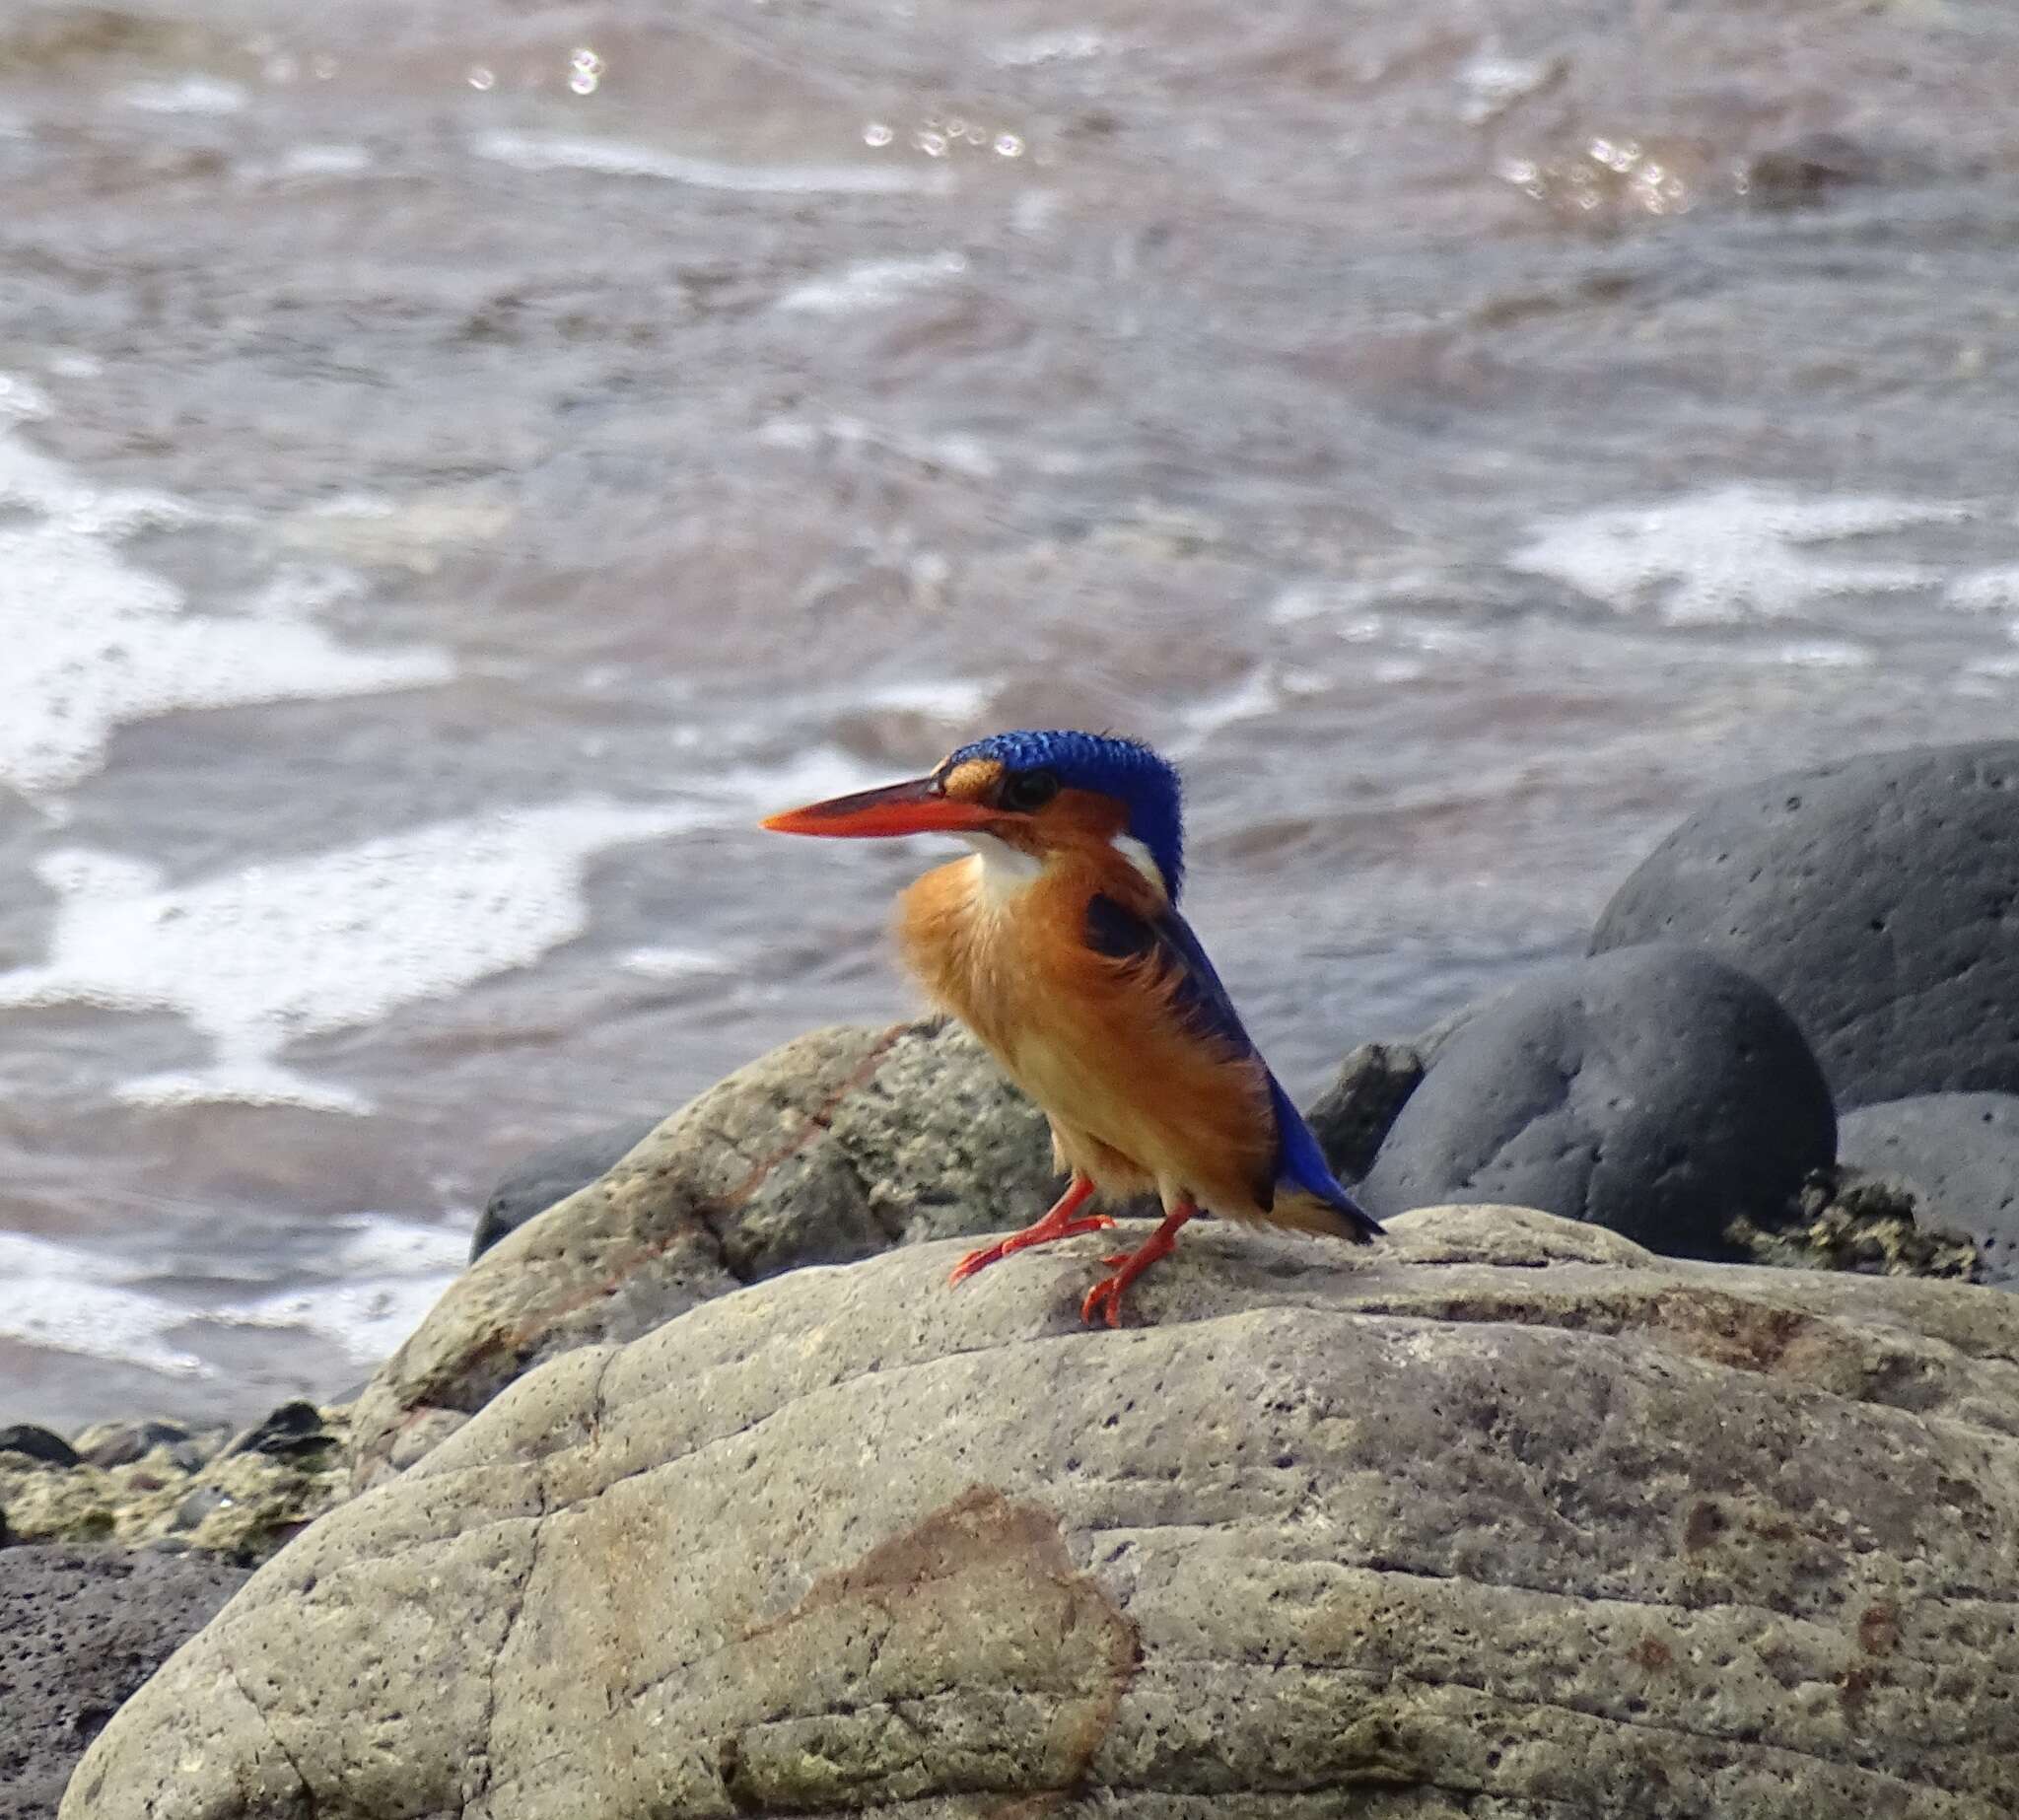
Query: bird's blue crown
948 730 1185 897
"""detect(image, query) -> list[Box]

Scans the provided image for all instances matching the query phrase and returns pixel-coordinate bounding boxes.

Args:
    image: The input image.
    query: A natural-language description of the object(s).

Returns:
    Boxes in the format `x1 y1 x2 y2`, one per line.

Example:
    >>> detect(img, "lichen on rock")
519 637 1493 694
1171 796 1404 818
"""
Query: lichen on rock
0 1404 351 1567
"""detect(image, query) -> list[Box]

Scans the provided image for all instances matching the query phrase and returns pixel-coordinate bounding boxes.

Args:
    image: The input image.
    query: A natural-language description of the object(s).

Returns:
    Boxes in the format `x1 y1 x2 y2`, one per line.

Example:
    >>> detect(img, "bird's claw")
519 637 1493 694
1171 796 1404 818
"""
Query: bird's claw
947 1212 1117 1287
1080 1272 1131 1327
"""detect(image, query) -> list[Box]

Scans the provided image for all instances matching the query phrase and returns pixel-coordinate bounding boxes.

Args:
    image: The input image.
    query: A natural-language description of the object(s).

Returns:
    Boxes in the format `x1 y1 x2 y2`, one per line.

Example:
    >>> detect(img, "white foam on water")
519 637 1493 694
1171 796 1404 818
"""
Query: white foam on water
621 945 732 980
1763 639 1874 669
118 76 247 115
0 1215 472 1382
1457 49 1560 124
777 251 968 315
1947 566 2019 613
213 1276 456 1368
712 745 898 821
1269 568 1453 625
0 1232 211 1378
991 29 1110 66
259 143 376 180
857 675 993 722
472 129 954 196
0 799 707 1112
0 372 453 799
1507 486 1966 624
208 1216 469 1367
756 414 1000 479
1167 666 1284 756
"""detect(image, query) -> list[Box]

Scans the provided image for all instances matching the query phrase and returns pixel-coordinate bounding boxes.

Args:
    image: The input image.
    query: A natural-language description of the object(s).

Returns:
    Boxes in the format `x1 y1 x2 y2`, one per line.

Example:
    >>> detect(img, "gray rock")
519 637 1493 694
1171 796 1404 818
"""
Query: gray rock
1358 945 1835 1256
1 1545 247 1820
67 1206 2019 1818
349 1016 1056 1487
1301 1040 1424 1181
1839 1091 2019 1287
470 1117 662 1261
1591 741 2019 1108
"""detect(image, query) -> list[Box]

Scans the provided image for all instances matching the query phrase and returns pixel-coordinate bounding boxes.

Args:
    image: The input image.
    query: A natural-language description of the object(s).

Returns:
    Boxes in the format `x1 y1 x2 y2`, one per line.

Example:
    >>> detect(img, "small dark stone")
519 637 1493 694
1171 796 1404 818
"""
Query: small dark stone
1358 944 1836 1257
1741 130 1888 209
75 1421 194 1471
1837 1092 2019 1288
0 1544 248 1815
0 1426 80 1470
227 1401 330 1459
1591 742 2019 1110
1302 1042 1425 1182
170 1486 236 1532
471 1116 662 1260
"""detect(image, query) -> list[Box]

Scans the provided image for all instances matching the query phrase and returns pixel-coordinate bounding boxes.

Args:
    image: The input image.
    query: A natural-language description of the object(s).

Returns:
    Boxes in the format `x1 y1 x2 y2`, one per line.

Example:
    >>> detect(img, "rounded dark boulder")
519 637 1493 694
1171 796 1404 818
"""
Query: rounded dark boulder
1358 944 1836 1255
1838 1091 2019 1287
470 1116 662 1260
1591 742 2019 1109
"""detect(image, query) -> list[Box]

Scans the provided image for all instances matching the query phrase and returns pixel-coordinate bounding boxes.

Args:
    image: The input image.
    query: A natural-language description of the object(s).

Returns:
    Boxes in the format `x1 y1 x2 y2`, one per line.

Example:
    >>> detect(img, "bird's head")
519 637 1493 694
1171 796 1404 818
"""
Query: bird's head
762 730 1185 901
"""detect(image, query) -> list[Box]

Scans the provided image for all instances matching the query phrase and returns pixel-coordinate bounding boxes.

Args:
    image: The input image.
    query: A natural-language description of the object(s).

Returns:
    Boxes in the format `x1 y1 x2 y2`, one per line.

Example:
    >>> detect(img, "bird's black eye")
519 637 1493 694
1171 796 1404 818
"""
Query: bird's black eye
1001 768 1060 813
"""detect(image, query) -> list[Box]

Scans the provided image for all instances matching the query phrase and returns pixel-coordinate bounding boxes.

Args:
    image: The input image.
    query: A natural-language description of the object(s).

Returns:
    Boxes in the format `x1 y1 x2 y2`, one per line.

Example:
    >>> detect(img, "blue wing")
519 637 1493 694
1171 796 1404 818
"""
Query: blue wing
1084 894 1382 1237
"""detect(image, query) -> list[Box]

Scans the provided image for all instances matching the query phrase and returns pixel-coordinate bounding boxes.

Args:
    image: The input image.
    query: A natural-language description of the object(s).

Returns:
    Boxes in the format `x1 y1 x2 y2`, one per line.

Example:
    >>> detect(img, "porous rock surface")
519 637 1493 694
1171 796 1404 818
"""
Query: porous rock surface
4 1545 248 1820
1591 741 2019 1109
69 1206 2019 1819
350 1015 1056 1487
1839 1092 2019 1287
1358 945 1836 1256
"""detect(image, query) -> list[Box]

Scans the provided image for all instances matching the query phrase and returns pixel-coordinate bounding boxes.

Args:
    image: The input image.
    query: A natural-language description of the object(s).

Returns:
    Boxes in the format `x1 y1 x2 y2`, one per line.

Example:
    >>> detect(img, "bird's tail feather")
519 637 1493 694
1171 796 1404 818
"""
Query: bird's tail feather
1267 1072 1384 1242
1268 1188 1376 1241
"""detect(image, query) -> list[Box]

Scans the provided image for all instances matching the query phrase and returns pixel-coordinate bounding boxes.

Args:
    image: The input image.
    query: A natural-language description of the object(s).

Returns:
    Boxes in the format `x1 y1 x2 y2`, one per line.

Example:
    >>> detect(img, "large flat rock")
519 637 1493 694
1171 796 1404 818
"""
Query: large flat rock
67 1206 2019 1818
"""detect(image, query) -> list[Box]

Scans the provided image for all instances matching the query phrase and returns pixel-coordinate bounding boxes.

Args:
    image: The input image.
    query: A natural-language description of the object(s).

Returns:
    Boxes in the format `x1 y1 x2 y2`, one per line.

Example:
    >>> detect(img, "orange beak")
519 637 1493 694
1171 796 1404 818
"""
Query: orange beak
760 775 1005 839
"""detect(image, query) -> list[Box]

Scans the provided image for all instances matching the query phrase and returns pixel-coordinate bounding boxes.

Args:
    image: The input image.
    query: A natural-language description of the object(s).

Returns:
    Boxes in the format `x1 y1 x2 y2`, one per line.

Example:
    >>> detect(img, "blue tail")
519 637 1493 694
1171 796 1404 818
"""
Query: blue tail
1269 1074 1384 1240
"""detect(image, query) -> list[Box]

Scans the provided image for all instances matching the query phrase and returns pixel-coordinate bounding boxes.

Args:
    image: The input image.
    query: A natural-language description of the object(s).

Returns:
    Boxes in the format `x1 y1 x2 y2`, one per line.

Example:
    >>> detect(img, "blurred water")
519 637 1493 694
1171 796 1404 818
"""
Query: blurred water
4 0 2019 1426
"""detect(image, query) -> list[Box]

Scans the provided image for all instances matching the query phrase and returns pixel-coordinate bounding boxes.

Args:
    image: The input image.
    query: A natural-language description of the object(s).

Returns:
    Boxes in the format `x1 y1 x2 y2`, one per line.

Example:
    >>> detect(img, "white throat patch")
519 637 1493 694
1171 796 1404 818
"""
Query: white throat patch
962 832 1043 908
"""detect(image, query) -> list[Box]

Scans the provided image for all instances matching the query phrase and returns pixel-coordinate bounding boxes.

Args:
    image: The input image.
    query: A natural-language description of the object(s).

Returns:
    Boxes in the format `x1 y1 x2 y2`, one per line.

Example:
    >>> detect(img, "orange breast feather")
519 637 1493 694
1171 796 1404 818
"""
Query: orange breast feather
898 853 1276 1220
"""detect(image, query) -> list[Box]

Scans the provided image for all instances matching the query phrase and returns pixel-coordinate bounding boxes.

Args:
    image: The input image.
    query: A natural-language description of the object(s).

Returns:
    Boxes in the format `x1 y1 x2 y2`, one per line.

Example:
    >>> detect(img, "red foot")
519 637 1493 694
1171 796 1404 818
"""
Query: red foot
949 1174 1114 1286
1079 1203 1196 1328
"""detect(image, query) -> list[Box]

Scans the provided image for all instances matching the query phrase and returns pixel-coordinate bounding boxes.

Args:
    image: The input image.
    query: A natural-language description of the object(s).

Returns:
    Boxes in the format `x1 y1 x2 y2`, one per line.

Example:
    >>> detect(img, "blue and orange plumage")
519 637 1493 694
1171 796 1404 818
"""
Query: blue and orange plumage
763 731 1380 1324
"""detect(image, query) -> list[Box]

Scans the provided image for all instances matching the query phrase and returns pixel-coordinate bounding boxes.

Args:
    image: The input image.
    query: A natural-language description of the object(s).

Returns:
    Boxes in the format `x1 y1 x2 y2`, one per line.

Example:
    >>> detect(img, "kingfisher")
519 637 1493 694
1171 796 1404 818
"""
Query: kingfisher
761 730 1381 1325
